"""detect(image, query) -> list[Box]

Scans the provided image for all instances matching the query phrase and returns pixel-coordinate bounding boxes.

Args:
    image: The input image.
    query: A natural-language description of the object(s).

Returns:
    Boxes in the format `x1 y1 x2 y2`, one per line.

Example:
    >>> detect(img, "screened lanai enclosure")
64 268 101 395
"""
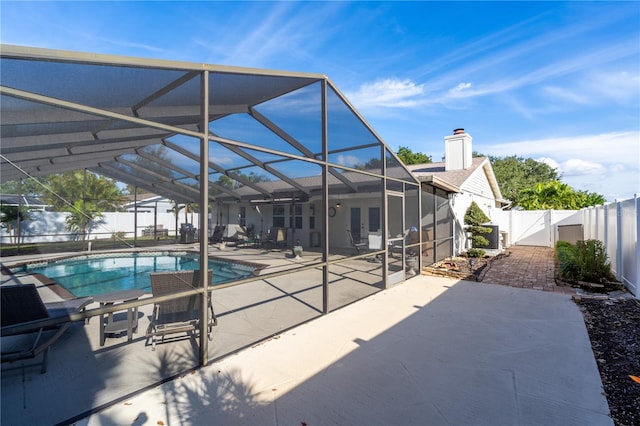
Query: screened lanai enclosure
0 45 450 424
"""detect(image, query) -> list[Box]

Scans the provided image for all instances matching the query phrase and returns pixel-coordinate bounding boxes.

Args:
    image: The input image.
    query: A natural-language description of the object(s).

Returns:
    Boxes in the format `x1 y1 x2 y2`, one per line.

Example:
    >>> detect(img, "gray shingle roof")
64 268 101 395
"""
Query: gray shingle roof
407 156 488 188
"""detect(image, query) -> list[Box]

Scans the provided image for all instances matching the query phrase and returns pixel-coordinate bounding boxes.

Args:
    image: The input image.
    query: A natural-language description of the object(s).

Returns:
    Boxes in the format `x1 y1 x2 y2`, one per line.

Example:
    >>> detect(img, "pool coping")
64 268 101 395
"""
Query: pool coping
4 249 270 297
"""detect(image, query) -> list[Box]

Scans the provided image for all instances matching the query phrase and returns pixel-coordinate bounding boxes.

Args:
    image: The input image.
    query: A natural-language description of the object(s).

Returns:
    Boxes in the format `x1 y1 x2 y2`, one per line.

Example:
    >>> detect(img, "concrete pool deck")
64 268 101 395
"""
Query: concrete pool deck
2 245 612 425
76 274 611 426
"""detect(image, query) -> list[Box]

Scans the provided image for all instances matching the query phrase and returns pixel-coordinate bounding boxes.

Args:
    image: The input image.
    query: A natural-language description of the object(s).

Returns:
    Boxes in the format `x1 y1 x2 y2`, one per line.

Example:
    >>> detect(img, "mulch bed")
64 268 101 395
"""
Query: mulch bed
575 298 640 426
423 255 495 281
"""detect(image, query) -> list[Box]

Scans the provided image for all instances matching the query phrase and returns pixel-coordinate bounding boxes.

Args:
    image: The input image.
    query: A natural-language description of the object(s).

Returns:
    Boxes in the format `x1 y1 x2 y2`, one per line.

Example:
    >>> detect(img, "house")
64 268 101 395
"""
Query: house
408 129 508 256
0 194 49 211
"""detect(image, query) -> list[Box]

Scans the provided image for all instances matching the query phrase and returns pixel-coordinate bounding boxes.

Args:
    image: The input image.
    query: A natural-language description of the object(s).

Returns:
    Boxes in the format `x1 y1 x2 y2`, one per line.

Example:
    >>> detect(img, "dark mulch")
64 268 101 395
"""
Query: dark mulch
424 255 495 281
575 298 640 426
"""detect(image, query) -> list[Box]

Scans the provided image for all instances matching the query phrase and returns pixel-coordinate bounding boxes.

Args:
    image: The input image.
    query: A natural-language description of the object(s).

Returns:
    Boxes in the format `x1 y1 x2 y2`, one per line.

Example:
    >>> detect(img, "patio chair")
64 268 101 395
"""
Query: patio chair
347 229 368 255
264 227 287 250
209 226 226 244
274 227 287 248
146 270 217 350
1 284 92 374
368 231 384 262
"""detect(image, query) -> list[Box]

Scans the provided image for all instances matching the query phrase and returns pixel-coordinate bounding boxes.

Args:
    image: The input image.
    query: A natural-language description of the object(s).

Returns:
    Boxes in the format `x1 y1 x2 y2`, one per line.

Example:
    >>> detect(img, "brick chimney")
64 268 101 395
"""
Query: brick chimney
445 128 472 170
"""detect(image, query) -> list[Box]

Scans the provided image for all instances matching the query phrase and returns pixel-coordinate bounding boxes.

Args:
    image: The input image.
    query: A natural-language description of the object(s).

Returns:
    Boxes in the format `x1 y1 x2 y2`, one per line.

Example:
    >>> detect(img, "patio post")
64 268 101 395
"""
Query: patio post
199 70 210 366
321 78 329 314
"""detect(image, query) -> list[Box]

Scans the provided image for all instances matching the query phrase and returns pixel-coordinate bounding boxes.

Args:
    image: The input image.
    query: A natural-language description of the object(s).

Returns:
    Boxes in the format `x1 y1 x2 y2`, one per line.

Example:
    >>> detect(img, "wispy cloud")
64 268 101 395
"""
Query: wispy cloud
345 79 425 108
486 131 638 200
483 131 639 165
191 2 347 68
544 70 640 106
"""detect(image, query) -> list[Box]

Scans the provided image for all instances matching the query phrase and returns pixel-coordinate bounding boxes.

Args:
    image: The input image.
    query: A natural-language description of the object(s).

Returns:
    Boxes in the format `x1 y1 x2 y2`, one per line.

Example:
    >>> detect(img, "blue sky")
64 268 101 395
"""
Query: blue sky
2 1 639 201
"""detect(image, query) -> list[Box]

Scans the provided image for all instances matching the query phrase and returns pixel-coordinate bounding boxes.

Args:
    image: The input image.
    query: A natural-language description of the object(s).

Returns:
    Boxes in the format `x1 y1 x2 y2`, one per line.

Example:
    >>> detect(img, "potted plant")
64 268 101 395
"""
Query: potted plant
292 239 303 260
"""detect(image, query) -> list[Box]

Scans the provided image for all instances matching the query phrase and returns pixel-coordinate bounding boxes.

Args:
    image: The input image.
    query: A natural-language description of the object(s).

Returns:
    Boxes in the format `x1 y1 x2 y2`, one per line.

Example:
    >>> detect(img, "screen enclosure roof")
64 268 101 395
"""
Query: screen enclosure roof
1 44 418 204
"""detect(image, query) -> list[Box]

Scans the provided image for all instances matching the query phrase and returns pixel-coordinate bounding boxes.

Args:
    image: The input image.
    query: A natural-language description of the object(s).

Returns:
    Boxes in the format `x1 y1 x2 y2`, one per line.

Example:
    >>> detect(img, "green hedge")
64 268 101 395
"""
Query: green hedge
555 239 616 284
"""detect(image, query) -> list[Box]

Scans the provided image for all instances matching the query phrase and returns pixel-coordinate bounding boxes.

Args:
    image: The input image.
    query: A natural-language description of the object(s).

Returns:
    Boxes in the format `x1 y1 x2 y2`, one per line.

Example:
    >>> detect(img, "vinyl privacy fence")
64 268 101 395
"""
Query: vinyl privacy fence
490 194 639 296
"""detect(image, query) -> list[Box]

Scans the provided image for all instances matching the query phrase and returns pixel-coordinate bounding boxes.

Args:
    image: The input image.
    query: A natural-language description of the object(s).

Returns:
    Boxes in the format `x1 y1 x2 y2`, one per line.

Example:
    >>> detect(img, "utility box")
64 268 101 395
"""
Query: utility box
558 224 583 245
478 224 500 249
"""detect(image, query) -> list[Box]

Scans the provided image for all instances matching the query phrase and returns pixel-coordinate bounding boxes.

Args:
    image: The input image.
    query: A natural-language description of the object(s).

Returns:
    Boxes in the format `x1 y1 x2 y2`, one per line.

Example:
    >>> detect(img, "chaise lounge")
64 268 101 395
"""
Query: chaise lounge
146 270 217 350
1 284 92 373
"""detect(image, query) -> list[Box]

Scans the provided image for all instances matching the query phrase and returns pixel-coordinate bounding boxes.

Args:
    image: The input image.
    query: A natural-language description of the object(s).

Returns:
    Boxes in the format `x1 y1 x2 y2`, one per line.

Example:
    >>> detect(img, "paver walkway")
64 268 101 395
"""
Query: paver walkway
481 245 576 295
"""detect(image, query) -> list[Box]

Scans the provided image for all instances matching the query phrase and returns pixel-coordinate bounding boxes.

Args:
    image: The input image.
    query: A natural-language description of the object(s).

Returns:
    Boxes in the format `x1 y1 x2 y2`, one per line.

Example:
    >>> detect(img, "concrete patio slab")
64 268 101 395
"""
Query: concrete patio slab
77 275 612 426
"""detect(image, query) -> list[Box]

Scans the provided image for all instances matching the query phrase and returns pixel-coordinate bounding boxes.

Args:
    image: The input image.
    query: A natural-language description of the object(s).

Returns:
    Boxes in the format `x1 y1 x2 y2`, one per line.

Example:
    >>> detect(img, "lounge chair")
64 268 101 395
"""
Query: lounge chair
347 229 368 255
1 284 92 374
146 270 217 350
209 225 226 244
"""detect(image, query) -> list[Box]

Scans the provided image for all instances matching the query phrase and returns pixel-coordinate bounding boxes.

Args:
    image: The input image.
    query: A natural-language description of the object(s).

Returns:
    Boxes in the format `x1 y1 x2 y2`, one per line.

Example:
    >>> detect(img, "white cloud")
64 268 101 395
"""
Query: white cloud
544 71 640 106
537 157 560 171
482 131 640 201
346 78 425 108
542 86 589 105
336 154 361 167
561 159 607 176
483 131 640 166
448 82 473 98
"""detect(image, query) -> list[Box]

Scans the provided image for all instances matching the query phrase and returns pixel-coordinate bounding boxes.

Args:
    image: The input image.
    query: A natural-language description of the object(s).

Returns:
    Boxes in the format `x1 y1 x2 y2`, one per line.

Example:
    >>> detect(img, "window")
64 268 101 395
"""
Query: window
239 206 246 227
309 203 315 229
289 205 302 229
368 207 380 232
273 204 285 227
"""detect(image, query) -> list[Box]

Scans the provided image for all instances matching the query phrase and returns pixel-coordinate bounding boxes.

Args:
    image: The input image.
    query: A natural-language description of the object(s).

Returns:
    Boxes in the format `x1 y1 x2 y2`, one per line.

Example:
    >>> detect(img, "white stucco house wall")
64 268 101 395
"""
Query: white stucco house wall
407 129 508 254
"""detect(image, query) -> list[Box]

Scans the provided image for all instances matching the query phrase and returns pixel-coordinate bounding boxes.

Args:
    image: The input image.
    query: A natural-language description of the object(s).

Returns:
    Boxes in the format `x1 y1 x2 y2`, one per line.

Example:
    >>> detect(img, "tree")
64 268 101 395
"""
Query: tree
464 201 492 252
490 156 559 207
518 181 574 210
396 146 432 165
64 200 104 241
42 171 124 212
0 177 47 196
490 156 606 209
518 181 607 210
0 205 30 244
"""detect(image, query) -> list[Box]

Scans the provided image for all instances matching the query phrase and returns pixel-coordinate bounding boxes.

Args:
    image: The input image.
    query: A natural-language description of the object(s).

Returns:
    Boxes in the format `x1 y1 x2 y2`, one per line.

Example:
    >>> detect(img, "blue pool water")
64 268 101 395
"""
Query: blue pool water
20 252 256 297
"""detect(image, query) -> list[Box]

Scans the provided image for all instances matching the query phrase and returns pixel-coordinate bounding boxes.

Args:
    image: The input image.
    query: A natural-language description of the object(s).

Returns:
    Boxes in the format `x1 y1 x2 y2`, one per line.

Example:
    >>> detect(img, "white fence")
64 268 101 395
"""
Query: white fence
1 211 200 244
489 194 639 296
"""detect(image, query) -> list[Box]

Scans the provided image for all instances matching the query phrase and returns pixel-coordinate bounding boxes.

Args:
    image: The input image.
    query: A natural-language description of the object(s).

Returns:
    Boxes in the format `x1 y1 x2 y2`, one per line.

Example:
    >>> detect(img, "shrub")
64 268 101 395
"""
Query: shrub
555 239 617 284
467 248 486 258
464 202 492 248
464 201 490 226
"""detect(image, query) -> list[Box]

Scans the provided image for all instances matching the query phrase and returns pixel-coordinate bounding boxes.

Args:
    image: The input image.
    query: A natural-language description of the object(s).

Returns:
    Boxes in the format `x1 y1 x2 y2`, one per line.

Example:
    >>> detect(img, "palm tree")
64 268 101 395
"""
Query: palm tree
0 205 29 244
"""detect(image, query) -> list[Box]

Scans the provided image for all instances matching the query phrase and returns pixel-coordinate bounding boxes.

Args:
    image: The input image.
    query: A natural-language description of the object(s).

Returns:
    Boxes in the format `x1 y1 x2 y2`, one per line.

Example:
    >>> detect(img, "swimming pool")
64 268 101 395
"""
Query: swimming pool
18 252 258 297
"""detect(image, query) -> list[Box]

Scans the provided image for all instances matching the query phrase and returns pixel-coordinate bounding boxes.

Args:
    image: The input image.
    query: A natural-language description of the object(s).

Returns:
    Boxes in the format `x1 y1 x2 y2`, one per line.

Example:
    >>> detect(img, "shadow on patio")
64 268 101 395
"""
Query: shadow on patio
82 276 612 425
1 248 384 425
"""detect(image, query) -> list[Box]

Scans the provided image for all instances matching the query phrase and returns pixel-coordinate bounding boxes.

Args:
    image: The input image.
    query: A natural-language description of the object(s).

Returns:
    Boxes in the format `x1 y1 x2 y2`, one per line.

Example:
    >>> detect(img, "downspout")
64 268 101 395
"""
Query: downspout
448 193 465 256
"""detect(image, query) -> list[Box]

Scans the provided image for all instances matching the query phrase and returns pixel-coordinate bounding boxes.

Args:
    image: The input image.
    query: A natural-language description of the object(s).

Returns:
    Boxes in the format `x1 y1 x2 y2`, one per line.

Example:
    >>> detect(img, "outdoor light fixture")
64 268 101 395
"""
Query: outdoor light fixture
336 202 341 208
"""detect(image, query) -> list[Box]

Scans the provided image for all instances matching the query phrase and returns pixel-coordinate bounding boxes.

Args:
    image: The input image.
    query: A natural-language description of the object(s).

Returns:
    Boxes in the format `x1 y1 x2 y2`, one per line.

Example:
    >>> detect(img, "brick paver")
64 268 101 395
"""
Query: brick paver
480 246 576 294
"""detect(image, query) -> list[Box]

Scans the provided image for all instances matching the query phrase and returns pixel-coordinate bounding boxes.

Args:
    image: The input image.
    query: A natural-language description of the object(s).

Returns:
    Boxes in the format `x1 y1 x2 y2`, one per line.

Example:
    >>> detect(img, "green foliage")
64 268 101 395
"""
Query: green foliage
469 229 491 248
489 155 606 209
396 146 432 165
467 248 486 258
464 201 490 226
464 202 492 248
217 170 271 189
519 181 606 210
490 155 559 207
42 171 124 212
0 205 31 243
0 177 47 196
555 240 617 284
65 200 104 241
